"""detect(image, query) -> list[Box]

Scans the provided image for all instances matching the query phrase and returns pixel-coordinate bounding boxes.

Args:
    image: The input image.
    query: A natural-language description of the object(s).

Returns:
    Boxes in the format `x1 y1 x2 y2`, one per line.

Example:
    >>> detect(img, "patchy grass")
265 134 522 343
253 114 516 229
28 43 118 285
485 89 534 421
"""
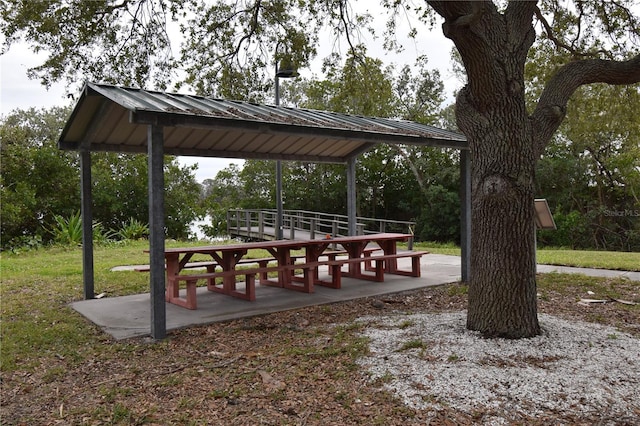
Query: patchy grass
1 242 639 425
537 272 636 300
398 339 428 352
536 249 640 271
536 273 640 334
410 242 640 271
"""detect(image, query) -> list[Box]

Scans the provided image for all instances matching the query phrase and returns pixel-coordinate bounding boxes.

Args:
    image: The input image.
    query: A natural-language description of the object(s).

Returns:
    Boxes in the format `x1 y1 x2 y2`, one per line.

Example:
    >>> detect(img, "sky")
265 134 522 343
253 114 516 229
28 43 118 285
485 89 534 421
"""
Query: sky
0 6 460 182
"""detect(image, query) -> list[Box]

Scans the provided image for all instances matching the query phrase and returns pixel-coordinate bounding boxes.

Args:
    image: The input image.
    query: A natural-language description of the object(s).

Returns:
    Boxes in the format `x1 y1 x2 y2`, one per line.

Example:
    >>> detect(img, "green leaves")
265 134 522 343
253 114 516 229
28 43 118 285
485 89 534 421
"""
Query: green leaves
535 82 640 250
2 0 176 88
46 212 152 246
115 218 149 241
180 0 325 96
0 107 79 249
536 0 640 60
48 211 83 246
1 107 202 249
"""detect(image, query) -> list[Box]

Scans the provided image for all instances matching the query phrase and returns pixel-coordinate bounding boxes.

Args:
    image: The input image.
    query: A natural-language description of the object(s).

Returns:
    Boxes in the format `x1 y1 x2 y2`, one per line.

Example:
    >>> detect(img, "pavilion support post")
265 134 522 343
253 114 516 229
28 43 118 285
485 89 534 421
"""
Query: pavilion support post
347 157 357 236
276 161 283 239
148 124 166 340
80 150 94 299
460 150 471 283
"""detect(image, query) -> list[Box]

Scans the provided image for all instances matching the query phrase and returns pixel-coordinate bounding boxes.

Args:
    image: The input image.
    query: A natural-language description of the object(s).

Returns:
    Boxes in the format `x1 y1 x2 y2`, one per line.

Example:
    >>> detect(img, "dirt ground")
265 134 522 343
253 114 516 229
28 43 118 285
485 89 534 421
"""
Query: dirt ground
2 277 639 425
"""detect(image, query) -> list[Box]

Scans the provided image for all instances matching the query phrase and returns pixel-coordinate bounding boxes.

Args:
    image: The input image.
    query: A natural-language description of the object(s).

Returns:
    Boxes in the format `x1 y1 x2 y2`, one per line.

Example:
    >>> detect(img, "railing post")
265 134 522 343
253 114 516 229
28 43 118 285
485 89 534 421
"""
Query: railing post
259 211 264 239
310 218 316 239
290 212 295 240
379 221 386 233
357 223 364 236
227 210 232 237
245 210 251 237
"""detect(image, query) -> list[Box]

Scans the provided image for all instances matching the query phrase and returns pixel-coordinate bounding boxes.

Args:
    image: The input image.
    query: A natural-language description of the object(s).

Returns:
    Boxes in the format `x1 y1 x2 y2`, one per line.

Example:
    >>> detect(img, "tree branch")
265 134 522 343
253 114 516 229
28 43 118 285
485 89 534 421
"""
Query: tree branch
389 145 426 193
533 6 608 58
532 54 640 156
427 1 489 38
450 2 485 29
232 0 262 64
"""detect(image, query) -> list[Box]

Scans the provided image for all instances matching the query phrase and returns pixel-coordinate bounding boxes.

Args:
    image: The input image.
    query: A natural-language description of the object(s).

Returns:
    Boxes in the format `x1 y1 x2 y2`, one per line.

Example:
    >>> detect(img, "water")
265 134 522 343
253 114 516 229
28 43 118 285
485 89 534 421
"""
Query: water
188 216 229 242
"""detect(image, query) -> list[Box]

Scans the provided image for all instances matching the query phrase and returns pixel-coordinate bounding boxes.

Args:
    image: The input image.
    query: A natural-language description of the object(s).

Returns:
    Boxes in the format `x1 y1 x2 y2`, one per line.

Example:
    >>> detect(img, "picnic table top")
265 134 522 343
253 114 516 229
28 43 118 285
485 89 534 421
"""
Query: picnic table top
161 233 412 254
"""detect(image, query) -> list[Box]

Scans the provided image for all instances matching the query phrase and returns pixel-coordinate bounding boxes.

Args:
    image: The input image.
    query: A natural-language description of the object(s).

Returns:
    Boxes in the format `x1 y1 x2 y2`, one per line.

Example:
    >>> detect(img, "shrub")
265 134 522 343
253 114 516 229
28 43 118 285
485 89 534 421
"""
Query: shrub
48 211 83 246
92 222 117 245
117 218 149 241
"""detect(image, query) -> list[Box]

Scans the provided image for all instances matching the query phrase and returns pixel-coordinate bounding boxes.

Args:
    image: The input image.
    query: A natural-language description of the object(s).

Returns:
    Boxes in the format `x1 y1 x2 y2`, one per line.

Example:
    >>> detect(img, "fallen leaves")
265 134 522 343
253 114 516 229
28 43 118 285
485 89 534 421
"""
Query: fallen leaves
258 370 286 392
2 280 639 425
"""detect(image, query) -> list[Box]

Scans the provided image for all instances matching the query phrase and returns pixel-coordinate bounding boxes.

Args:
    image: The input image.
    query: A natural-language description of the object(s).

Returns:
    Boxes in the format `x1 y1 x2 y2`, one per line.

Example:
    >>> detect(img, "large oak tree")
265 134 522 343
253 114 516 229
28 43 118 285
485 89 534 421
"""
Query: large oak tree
3 0 639 338
427 1 639 337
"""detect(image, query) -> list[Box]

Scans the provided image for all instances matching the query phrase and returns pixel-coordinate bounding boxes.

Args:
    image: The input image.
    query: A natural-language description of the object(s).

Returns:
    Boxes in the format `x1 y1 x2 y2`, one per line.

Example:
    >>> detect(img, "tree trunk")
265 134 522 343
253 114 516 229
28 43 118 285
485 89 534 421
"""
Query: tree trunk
457 86 541 338
432 1 542 338
427 0 640 338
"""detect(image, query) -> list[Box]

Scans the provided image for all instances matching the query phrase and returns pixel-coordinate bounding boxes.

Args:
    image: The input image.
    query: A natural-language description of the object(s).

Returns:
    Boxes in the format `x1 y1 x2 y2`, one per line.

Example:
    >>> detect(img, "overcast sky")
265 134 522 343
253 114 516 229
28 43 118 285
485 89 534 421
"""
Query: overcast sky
0 8 459 181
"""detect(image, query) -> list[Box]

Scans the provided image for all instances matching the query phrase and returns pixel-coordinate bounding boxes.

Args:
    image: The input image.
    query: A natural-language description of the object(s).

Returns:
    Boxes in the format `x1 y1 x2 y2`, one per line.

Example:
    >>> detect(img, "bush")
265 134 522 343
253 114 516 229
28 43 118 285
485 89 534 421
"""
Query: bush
415 185 460 243
3 235 43 254
48 211 83 246
92 222 118 245
117 218 149 241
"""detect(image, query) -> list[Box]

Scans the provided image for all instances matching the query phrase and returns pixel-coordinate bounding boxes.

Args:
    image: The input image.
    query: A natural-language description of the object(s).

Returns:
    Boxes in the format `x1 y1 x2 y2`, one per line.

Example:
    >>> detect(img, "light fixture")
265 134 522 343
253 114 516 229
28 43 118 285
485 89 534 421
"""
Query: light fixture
276 60 300 79
274 47 299 240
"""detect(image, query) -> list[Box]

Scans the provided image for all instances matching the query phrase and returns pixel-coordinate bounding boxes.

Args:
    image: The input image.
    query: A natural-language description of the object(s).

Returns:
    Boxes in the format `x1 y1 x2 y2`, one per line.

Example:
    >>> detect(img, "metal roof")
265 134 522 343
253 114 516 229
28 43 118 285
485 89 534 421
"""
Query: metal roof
59 82 467 163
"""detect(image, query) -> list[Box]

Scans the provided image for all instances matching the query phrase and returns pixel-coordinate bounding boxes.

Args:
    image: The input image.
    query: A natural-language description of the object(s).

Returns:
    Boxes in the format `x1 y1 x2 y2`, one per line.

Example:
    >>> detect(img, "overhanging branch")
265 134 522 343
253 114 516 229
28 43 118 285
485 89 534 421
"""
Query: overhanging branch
533 6 608 58
531 54 640 156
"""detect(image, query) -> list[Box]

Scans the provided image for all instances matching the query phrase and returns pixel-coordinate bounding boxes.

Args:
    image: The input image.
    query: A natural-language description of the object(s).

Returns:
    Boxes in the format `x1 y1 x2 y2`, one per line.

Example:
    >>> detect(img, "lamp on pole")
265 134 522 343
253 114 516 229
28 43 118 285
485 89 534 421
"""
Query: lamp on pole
274 55 298 240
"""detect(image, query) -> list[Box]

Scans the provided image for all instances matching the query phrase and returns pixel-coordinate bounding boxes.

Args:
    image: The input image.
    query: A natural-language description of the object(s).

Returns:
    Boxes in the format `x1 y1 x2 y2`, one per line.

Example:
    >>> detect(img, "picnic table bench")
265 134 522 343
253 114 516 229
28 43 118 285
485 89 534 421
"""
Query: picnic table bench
150 234 426 309
168 249 427 309
134 255 306 273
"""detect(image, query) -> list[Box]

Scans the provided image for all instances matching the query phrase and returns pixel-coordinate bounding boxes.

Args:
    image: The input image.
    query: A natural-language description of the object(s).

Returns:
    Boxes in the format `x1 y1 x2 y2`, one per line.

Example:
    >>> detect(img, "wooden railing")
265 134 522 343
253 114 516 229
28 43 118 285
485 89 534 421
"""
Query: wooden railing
226 209 415 243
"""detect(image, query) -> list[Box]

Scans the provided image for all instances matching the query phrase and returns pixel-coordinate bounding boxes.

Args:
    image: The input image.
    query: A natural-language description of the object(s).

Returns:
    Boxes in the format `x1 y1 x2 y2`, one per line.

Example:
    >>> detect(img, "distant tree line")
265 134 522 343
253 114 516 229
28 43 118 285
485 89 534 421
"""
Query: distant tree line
526 43 640 251
2 52 637 251
1 107 201 250
535 83 640 251
199 51 639 251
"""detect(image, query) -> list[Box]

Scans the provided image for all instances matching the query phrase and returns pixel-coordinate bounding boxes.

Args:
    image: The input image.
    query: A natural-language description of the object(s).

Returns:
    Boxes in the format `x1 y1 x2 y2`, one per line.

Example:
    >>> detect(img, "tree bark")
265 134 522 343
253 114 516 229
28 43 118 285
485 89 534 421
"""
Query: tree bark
427 0 640 338
457 82 541 338
431 1 541 338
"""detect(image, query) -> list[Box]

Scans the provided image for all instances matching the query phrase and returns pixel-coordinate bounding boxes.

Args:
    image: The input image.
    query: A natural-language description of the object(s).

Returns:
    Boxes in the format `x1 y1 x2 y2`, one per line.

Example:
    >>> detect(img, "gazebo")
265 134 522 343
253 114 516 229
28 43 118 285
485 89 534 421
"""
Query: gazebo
58 82 470 339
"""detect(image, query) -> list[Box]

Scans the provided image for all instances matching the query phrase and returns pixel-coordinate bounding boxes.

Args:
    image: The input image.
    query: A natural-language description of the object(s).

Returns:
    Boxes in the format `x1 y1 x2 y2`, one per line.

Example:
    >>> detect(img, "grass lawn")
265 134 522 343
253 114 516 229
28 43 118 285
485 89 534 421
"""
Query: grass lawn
412 242 640 271
1 241 638 424
535 249 640 271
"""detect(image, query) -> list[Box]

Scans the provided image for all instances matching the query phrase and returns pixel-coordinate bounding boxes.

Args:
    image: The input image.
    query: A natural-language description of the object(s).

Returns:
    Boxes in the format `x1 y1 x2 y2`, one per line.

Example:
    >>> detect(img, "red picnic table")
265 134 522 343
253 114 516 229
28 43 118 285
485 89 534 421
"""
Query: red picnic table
153 233 425 309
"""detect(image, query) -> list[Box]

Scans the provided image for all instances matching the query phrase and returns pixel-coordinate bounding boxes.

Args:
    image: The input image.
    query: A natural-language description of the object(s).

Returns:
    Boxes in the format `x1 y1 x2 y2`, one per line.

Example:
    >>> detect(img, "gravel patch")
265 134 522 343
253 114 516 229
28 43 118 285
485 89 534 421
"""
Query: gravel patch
357 311 640 424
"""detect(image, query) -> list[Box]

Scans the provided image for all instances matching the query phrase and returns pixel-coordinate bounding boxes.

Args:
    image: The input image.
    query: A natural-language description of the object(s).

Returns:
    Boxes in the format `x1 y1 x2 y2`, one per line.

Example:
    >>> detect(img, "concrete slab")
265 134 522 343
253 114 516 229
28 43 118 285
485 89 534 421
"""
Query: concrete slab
71 254 639 340
72 255 461 340
536 264 640 281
